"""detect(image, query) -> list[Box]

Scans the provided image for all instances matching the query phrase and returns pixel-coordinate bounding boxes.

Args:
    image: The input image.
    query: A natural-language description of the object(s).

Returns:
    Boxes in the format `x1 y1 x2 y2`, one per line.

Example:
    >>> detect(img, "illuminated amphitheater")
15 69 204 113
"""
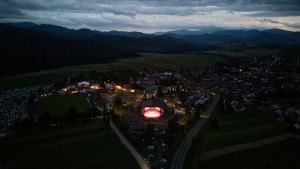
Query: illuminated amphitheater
140 98 167 118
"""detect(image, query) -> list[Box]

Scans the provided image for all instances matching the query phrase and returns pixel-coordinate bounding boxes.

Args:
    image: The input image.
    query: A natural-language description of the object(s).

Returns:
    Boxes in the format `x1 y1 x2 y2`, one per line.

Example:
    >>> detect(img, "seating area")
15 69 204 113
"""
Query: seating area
121 112 177 135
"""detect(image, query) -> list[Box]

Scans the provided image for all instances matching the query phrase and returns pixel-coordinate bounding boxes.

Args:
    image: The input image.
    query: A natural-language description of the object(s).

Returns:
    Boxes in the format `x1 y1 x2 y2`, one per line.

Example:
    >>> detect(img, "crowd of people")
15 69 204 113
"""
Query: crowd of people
0 86 41 135
121 112 175 135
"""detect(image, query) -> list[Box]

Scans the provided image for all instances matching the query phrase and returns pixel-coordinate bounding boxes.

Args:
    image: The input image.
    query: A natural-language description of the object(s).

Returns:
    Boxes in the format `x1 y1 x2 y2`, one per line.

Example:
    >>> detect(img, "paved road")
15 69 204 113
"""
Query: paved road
171 94 220 169
110 121 150 169
106 93 149 169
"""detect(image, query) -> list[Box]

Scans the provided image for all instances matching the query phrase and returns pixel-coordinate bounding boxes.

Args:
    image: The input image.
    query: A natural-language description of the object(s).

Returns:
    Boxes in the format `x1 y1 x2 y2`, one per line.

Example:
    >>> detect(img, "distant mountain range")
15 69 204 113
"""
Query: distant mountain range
4 22 300 44
4 22 300 43
162 28 300 45
1 22 300 76
154 26 224 35
0 23 198 76
3 22 151 39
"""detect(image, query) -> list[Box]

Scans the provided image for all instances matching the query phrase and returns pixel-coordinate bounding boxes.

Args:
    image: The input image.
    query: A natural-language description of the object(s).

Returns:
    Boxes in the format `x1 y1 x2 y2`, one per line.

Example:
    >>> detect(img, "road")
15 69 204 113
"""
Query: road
105 93 149 169
110 121 150 169
171 94 220 169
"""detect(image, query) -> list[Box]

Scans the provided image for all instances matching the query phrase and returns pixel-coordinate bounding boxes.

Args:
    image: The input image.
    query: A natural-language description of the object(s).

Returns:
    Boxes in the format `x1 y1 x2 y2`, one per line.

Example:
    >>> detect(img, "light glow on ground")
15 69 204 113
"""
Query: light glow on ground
143 111 161 118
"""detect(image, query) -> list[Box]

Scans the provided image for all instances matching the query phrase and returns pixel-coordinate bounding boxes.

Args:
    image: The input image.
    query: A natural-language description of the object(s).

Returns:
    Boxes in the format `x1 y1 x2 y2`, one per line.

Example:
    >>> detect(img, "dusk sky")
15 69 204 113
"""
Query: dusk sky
1 0 300 33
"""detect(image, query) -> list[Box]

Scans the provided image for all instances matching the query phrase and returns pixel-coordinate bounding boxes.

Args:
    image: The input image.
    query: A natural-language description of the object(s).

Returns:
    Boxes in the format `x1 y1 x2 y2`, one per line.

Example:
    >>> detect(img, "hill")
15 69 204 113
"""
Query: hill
160 28 300 45
154 26 223 35
3 22 149 39
1 22 300 77
0 24 199 76
166 34 238 45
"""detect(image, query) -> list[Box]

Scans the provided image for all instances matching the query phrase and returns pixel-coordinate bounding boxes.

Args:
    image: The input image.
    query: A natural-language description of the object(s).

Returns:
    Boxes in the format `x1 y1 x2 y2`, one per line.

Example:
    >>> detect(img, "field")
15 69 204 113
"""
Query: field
200 109 287 152
197 138 300 169
0 120 139 169
0 53 224 91
204 44 276 58
39 94 91 115
184 106 292 169
114 53 223 71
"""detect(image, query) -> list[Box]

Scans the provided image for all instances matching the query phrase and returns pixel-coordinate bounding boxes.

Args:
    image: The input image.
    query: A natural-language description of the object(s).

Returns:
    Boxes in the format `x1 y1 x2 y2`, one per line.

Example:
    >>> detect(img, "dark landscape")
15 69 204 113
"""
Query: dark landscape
0 1 300 169
1 22 300 76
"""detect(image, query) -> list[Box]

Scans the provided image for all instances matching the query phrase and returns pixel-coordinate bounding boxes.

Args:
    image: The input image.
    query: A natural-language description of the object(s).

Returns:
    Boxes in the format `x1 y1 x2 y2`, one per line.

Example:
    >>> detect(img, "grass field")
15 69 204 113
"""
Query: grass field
0 53 223 91
0 120 139 169
39 94 91 115
204 44 276 58
115 53 223 71
200 109 287 152
197 138 300 169
184 106 290 169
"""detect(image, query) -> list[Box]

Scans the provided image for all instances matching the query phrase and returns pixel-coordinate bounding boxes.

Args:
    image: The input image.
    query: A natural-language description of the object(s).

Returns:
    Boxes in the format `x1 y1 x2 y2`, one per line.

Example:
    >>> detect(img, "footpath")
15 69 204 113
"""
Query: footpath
200 133 300 161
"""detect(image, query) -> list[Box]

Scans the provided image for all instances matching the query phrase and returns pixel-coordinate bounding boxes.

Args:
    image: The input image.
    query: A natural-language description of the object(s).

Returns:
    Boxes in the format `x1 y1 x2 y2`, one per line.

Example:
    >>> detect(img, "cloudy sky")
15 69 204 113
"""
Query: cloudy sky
1 0 300 33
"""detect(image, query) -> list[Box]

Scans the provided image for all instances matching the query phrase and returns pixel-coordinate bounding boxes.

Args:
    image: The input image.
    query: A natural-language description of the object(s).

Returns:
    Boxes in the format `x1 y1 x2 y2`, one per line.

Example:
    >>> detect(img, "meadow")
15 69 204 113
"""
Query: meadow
200 109 288 152
0 120 140 169
39 94 91 115
0 53 224 91
184 106 297 169
204 44 277 57
197 138 300 169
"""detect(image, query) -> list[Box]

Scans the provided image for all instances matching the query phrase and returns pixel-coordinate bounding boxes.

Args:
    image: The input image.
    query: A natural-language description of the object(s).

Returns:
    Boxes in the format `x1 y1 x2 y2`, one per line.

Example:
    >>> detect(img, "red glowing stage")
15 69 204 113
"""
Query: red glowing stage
140 98 167 119
142 107 163 118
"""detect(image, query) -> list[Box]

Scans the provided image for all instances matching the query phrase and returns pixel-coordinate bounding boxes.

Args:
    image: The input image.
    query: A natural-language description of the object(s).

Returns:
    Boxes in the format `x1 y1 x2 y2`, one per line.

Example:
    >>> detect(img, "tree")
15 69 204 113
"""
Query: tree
156 86 164 98
143 93 147 100
164 117 178 145
109 109 119 123
103 102 108 122
131 83 145 90
12 118 36 132
114 96 122 107
64 106 78 123
167 118 178 135
106 115 111 128
159 78 177 86
179 92 188 105
90 70 98 80
80 108 101 119
126 102 135 112
143 123 154 146
185 107 192 115
192 106 201 118
38 111 51 127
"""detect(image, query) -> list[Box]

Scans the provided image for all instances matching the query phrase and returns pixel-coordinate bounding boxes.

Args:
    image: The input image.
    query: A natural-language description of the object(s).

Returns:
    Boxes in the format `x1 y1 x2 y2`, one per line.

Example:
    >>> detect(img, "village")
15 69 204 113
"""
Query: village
1 53 300 133
0 53 300 168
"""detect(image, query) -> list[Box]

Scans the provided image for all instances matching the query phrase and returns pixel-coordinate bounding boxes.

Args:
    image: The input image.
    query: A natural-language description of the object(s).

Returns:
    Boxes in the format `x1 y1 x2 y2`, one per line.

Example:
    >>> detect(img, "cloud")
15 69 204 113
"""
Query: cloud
283 22 300 29
0 1 25 18
0 0 300 32
257 18 279 24
3 0 299 17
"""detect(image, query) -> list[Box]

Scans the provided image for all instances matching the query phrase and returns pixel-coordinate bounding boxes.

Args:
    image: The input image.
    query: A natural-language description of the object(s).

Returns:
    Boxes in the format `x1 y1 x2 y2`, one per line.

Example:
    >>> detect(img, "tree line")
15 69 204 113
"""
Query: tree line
11 106 102 132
